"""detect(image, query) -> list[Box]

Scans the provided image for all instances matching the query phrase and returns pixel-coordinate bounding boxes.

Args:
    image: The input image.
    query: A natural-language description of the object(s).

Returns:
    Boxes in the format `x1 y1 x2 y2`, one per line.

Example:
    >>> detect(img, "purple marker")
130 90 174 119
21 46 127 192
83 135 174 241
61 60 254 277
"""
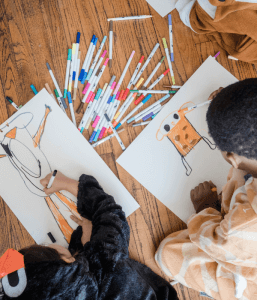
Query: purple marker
168 14 174 62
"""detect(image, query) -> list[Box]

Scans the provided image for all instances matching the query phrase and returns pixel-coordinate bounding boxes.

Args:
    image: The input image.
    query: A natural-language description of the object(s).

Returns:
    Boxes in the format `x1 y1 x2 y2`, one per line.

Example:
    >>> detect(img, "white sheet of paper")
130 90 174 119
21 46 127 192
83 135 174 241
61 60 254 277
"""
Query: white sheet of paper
0 89 139 247
146 0 176 17
117 56 238 223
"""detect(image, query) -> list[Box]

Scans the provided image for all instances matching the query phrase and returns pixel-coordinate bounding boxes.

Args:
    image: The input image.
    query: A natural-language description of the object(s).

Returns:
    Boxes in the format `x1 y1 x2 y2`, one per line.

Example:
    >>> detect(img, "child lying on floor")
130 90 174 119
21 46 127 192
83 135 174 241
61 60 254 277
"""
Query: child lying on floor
155 79 257 300
0 172 178 300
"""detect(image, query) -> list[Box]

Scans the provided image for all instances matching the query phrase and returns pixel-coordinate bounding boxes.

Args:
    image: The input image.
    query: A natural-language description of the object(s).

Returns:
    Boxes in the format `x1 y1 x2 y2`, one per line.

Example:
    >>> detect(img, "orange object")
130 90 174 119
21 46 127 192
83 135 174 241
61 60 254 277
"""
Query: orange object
112 121 118 127
5 127 17 139
119 90 124 101
0 249 24 279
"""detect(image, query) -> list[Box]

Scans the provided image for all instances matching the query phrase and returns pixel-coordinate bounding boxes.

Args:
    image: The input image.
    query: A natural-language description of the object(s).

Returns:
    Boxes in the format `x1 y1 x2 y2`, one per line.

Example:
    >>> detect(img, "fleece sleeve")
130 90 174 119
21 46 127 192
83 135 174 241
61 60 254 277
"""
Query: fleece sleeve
76 174 130 262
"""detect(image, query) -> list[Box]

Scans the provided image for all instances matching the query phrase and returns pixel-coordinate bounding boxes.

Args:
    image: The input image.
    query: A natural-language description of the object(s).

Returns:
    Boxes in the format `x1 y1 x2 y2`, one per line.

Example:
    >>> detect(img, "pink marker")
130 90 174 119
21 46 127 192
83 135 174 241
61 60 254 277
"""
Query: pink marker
82 82 91 95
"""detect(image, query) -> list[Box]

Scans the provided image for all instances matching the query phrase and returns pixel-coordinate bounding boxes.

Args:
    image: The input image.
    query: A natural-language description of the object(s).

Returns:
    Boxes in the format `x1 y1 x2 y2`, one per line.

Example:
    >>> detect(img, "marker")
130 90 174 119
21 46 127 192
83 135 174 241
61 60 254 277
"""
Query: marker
104 114 126 150
73 32 81 81
47 232 56 243
73 51 81 100
134 69 169 105
30 84 38 95
163 85 181 89
140 56 165 92
228 55 238 61
108 50 136 126
92 129 125 148
84 88 103 130
86 36 107 81
127 94 170 123
162 38 175 85
109 21 113 68
79 35 95 82
45 83 56 100
92 83 108 121
6 96 22 110
142 105 162 121
90 95 114 142
71 43 77 82
54 89 67 113
64 49 72 98
81 37 98 84
80 89 101 132
92 76 116 124
68 47 74 93
132 121 150 127
47 170 57 189
107 15 152 21
77 53 108 114
113 78 144 126
67 92 76 125
46 62 67 110
123 55 144 101
131 89 176 94
178 99 212 113
116 94 152 129
132 43 160 85
168 15 174 61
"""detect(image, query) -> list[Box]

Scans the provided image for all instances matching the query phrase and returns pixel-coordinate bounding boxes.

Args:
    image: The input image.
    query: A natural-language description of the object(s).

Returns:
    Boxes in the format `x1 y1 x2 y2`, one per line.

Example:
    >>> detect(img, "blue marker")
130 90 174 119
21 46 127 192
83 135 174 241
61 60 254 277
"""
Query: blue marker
79 35 95 82
81 37 98 84
86 36 107 81
72 32 81 81
115 94 152 130
67 92 76 125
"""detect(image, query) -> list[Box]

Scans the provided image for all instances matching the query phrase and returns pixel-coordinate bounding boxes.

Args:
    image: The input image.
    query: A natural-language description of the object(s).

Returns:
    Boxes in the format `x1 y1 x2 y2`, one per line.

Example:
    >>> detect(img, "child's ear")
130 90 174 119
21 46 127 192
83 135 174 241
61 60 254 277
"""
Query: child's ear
226 152 241 169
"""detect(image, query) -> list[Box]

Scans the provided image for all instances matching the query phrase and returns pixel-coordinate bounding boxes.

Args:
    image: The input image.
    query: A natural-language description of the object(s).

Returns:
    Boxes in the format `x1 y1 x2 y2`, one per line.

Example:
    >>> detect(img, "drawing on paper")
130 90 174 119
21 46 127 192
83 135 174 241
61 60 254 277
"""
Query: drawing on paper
156 102 216 176
0 105 80 243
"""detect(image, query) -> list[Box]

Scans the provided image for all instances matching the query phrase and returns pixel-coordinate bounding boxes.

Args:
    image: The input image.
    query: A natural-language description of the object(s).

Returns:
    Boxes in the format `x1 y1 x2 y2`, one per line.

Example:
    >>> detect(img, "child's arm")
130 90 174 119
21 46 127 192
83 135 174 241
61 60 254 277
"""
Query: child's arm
76 174 130 256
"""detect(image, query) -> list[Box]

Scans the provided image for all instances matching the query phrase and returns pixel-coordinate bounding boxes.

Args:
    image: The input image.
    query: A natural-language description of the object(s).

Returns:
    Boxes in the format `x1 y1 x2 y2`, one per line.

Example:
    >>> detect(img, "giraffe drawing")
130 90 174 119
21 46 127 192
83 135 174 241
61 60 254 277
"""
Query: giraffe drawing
156 102 216 176
0 105 80 243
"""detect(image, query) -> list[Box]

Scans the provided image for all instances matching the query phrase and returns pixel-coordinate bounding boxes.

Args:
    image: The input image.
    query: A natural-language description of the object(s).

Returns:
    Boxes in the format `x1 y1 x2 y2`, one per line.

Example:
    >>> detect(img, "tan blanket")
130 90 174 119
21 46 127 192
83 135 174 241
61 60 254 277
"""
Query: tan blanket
189 1 257 63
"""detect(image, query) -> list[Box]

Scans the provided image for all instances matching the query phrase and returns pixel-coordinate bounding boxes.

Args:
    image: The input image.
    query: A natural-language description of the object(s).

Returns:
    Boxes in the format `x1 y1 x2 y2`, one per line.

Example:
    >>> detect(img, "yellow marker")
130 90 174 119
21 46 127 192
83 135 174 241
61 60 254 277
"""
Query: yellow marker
162 38 175 85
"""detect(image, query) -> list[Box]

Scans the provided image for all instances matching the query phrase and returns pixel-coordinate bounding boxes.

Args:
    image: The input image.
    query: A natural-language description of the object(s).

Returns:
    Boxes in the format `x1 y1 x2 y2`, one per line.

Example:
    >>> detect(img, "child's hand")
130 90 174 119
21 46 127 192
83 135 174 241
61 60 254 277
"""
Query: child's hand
190 181 220 213
40 171 79 196
208 87 223 100
70 215 92 245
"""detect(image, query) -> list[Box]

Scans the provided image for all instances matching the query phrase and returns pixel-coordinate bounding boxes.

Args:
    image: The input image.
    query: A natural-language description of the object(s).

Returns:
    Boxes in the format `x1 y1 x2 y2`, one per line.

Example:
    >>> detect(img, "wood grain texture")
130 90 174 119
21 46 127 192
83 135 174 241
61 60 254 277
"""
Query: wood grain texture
1 0 256 299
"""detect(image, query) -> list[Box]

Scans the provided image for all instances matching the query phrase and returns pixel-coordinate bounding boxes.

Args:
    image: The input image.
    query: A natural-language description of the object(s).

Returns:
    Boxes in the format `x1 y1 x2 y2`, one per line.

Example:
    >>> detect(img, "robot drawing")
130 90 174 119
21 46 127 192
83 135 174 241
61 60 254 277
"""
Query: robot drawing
156 102 216 176
0 105 80 243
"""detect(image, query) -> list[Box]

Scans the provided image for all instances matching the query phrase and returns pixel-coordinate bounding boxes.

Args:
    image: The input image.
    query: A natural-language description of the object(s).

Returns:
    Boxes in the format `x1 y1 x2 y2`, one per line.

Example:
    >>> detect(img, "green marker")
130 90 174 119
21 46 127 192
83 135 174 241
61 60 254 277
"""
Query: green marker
64 49 72 98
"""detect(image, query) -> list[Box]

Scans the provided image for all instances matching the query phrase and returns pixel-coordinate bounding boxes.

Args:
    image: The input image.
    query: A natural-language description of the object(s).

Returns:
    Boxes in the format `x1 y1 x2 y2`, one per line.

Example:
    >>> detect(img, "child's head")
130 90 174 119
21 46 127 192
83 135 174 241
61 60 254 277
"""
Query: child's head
207 78 257 177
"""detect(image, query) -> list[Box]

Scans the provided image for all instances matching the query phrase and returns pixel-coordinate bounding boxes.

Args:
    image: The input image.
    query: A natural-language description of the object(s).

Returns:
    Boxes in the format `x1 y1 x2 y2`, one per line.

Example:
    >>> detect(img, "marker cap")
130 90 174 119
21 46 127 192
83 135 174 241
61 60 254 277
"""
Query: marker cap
142 94 152 104
101 50 107 58
46 62 51 70
54 89 59 97
68 49 72 60
163 69 170 76
76 32 81 43
93 37 98 45
139 56 144 63
162 38 168 49
168 14 172 25
104 58 109 66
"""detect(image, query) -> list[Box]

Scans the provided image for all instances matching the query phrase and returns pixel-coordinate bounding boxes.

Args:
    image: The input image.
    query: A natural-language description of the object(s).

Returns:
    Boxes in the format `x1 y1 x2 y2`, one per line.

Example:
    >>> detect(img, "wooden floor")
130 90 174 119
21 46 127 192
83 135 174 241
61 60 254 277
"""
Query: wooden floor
1 0 257 299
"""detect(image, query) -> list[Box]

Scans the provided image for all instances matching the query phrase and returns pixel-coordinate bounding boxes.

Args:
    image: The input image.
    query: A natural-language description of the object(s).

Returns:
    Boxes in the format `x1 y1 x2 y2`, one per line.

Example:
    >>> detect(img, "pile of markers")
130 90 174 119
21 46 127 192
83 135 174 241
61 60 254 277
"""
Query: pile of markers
43 14 178 150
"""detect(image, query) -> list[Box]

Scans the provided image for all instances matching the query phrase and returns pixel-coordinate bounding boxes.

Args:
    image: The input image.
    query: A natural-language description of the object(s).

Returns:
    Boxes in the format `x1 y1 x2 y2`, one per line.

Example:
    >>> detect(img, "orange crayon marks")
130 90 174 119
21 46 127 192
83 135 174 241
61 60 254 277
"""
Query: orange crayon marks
55 192 81 219
167 110 201 157
0 155 6 158
5 127 17 139
45 196 73 243
33 106 51 148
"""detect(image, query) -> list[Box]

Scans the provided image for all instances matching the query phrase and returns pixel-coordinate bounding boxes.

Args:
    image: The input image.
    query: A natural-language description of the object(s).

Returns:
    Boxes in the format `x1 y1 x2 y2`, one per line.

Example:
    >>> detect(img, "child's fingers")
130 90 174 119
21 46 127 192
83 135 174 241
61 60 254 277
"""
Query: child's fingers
203 181 211 191
70 215 83 226
43 187 56 195
190 189 195 201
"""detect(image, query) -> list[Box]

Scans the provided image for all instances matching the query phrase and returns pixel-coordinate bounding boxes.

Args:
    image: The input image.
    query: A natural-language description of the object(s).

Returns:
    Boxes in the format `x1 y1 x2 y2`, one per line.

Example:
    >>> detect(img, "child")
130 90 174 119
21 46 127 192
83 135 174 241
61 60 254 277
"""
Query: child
0 171 178 300
155 79 257 299
174 0 257 63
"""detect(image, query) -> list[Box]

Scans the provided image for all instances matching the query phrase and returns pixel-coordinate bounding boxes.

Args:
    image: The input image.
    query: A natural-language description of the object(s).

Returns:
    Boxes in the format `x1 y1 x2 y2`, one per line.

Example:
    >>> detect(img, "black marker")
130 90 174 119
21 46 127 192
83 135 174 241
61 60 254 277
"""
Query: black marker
47 170 57 189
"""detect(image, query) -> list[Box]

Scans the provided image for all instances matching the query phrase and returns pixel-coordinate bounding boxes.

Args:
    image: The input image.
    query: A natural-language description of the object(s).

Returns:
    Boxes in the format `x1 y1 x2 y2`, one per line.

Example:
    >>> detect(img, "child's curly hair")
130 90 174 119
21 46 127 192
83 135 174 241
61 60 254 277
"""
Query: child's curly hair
207 78 257 159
